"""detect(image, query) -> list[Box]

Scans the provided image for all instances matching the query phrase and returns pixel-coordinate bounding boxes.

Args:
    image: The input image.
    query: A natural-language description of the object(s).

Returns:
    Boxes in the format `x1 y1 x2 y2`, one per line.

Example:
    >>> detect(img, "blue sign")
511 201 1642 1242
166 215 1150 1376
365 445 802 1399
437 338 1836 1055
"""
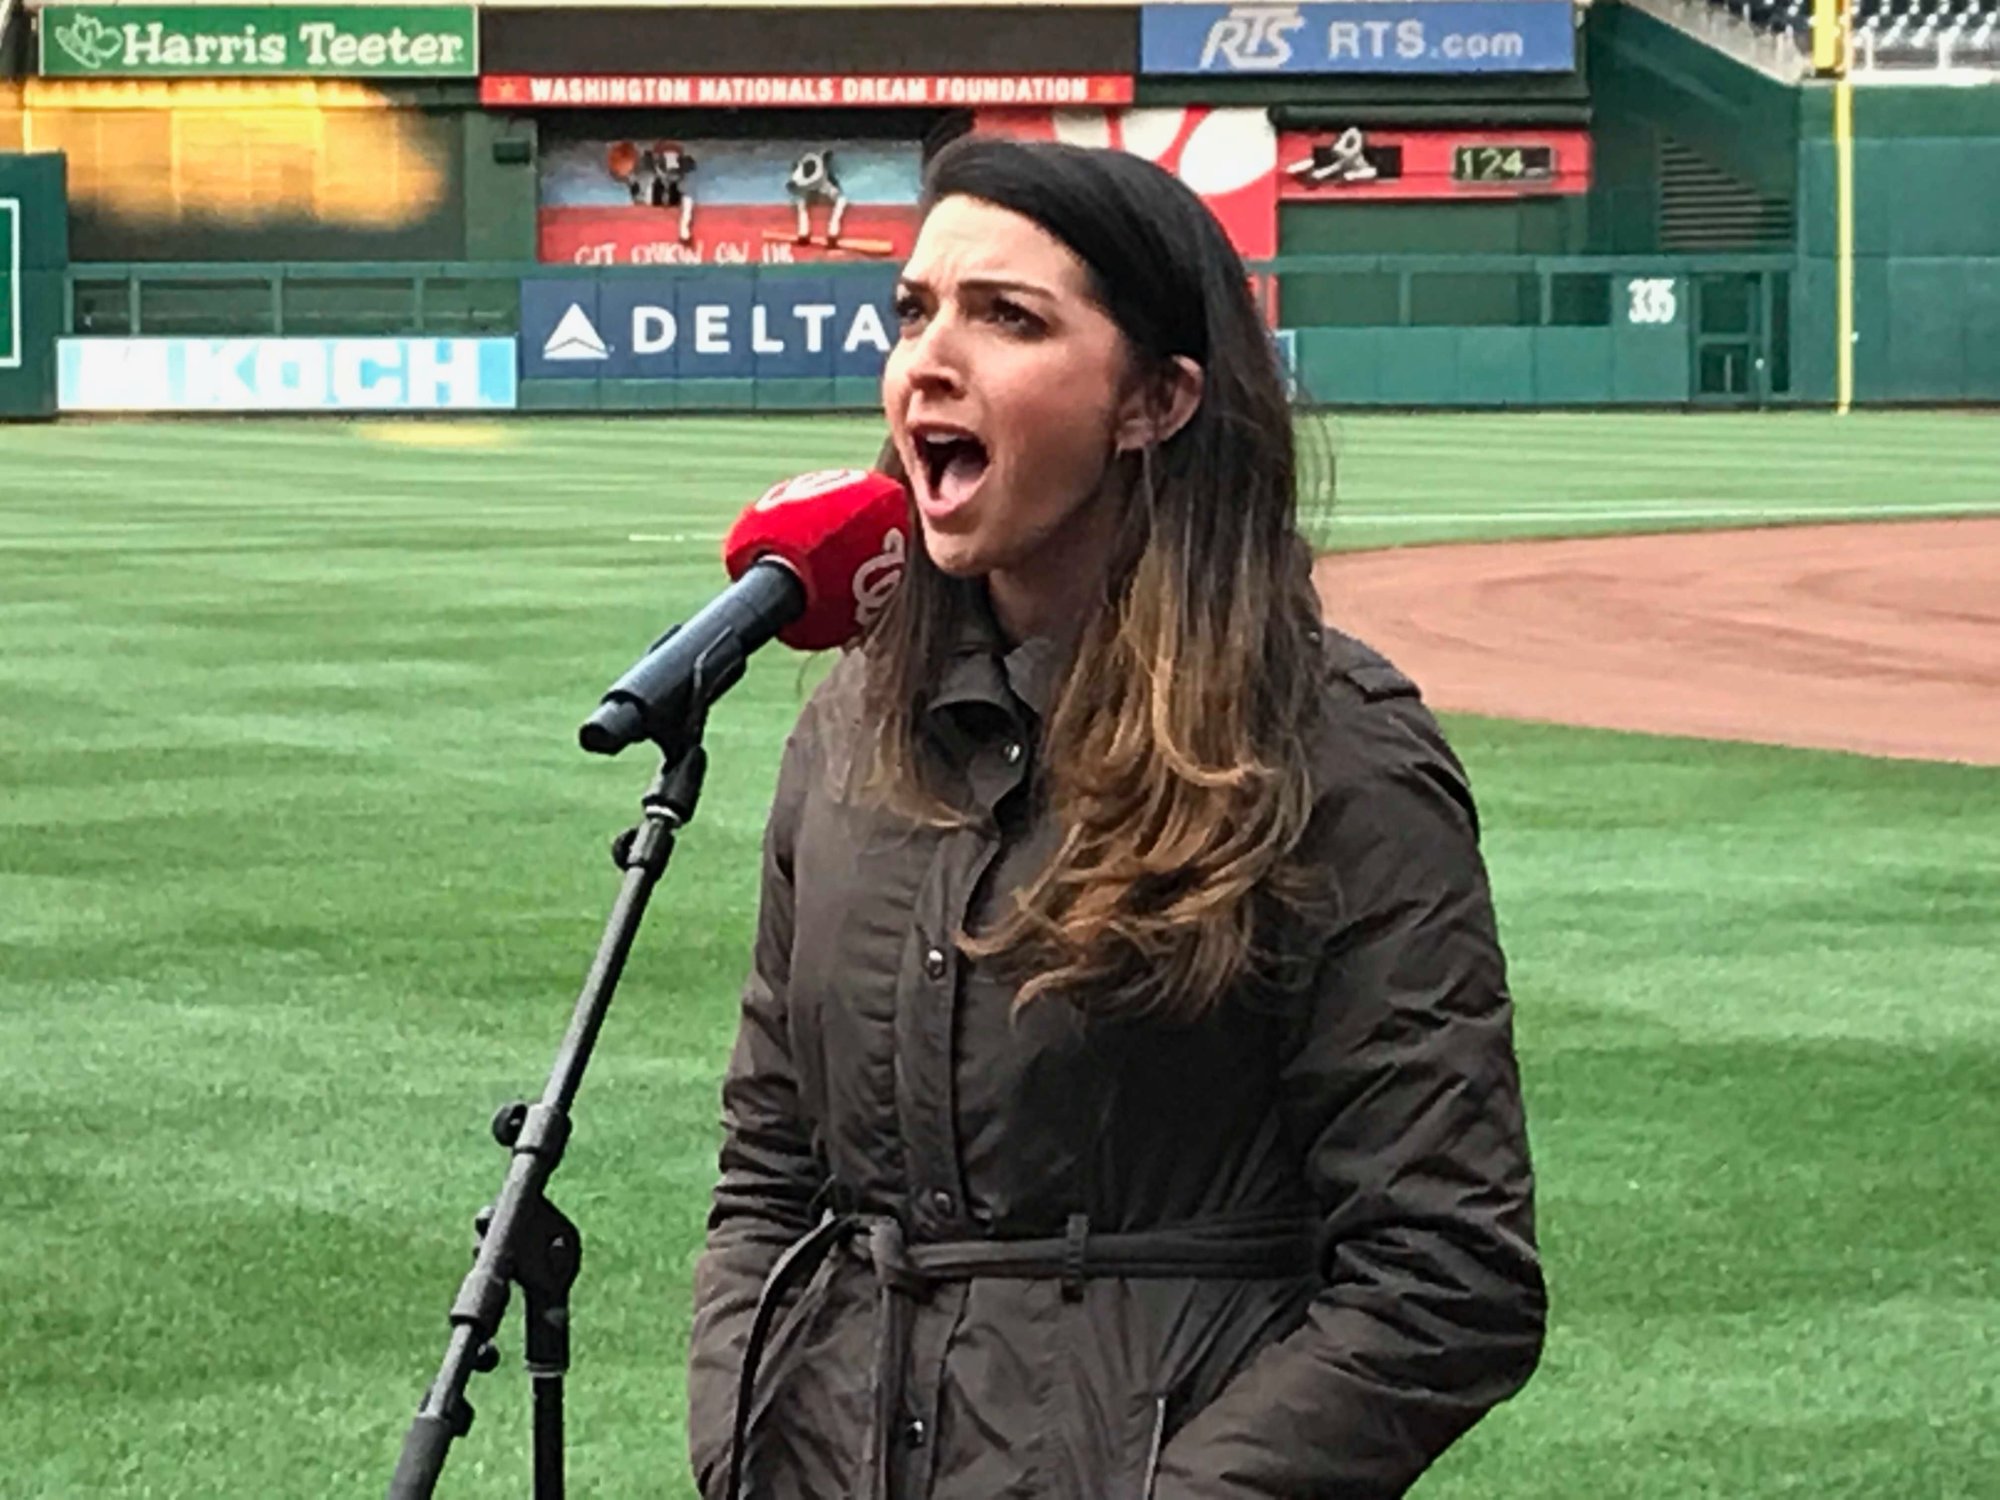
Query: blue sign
1140 2 1576 75
57 336 517 411
519 269 898 382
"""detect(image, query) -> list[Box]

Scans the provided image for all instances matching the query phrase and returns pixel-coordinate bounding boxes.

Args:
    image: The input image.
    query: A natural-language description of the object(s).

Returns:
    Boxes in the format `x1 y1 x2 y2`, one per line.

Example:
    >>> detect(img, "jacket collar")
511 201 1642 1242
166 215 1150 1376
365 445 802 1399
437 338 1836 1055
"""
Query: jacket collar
926 588 1063 729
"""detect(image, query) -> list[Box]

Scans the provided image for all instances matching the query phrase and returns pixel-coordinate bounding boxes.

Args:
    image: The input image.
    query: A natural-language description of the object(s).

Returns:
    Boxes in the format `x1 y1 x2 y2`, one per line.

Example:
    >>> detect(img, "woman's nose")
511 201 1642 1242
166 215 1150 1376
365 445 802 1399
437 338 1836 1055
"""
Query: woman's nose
903 313 967 395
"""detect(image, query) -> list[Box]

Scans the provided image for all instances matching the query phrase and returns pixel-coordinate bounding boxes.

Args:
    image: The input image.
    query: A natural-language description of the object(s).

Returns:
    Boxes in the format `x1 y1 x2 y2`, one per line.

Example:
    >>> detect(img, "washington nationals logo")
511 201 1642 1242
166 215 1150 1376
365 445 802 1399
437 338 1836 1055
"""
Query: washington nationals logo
753 469 869 512
852 528 906 629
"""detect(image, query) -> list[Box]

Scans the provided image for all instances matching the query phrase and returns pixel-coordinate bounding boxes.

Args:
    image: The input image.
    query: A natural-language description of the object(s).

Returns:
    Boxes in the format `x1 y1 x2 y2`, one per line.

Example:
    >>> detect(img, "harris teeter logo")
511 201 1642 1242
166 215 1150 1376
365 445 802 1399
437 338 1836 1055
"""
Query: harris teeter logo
39 5 478 78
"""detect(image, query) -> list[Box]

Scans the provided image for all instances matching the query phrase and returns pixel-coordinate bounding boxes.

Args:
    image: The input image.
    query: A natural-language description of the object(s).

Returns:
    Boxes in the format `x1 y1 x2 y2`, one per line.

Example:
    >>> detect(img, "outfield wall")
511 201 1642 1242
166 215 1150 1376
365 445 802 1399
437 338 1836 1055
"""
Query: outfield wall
40 252 1803 413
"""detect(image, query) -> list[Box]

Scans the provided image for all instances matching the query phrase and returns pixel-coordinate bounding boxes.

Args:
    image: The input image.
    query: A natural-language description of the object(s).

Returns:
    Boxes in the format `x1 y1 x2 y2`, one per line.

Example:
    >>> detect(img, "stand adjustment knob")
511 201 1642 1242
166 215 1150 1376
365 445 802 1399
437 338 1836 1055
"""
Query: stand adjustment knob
492 1101 530 1147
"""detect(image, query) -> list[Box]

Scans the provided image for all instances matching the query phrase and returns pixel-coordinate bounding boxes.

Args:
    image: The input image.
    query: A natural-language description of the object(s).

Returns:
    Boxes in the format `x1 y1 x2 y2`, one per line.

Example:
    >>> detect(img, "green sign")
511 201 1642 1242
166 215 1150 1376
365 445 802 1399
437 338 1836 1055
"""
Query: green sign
38 5 478 78
0 201 18 373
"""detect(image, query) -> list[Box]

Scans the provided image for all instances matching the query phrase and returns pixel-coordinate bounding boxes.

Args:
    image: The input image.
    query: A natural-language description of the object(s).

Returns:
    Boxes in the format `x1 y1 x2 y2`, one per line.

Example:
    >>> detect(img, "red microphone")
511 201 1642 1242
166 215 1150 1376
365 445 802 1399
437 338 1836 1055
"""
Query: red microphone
723 468 910 650
580 469 910 755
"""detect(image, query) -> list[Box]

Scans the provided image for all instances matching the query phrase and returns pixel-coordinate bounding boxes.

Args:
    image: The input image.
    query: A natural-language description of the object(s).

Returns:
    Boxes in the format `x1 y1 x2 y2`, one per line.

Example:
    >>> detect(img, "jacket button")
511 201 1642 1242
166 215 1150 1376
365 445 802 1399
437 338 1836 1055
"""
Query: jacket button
930 1188 956 1217
904 1417 927 1448
923 946 947 981
1003 740 1024 765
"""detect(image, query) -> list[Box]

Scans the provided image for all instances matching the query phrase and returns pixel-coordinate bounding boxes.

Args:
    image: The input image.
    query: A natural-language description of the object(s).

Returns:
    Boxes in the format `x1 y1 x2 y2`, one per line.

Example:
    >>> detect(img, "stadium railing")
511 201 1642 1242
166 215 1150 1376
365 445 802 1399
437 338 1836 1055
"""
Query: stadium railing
61 252 1814 409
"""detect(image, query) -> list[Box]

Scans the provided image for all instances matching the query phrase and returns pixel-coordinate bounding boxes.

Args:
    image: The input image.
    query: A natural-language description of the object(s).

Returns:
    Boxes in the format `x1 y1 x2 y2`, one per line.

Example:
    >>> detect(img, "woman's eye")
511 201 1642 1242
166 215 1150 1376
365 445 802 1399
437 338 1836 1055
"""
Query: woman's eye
892 295 926 328
991 300 1040 334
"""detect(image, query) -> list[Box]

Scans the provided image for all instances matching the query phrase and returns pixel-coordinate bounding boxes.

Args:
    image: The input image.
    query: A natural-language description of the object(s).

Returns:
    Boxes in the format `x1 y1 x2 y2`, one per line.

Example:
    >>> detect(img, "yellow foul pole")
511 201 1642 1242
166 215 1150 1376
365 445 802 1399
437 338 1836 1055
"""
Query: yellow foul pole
1818 0 1856 413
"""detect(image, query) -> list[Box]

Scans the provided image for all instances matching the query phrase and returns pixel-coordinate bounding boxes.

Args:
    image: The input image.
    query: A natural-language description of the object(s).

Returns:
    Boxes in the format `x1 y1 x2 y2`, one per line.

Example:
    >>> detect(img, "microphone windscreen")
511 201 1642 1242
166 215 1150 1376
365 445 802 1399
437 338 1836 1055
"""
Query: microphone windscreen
722 469 912 650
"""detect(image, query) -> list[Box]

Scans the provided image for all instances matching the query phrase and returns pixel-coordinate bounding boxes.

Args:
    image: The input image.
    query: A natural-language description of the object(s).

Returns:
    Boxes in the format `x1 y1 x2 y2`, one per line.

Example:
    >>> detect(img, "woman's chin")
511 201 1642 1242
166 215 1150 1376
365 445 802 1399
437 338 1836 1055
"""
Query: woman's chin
919 527 993 580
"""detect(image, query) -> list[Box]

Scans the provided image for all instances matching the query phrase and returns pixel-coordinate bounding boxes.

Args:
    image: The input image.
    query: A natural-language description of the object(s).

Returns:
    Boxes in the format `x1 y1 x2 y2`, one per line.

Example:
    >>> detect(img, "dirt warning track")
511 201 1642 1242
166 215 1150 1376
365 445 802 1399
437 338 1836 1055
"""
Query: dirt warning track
1313 519 2000 766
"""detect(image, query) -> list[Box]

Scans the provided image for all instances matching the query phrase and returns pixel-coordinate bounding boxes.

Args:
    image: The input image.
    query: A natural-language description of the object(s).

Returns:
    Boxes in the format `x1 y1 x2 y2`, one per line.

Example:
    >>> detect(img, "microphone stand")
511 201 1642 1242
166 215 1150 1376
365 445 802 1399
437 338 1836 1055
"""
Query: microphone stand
387 687 718 1498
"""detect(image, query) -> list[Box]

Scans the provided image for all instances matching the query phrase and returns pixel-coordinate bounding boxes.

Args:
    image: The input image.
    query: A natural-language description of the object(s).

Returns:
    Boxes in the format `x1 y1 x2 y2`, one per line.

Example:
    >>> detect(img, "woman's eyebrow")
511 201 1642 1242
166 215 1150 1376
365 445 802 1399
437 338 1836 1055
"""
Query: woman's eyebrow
896 274 1057 301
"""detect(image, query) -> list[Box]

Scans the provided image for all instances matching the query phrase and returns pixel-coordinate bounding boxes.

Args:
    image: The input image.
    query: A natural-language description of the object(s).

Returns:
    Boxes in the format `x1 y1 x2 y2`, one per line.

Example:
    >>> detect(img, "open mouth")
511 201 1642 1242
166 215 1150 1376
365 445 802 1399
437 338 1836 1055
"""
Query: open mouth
912 425 991 511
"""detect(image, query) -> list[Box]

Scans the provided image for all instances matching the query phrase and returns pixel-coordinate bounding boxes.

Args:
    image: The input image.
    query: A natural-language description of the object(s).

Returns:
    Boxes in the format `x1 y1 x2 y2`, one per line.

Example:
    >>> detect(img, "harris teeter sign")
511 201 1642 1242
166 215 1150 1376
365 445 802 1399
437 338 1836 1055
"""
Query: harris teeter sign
38 5 477 78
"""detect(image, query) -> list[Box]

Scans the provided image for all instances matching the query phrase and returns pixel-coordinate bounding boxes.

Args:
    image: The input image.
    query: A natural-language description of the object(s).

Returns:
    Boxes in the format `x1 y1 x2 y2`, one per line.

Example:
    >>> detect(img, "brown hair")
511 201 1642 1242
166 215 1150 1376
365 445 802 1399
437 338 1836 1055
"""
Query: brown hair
862 137 1334 1023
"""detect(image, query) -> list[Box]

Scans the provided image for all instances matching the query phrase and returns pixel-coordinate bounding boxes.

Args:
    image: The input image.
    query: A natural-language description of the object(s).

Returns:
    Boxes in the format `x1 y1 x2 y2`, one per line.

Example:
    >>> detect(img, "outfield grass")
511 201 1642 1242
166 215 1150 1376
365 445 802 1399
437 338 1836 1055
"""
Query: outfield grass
2 414 1996 1498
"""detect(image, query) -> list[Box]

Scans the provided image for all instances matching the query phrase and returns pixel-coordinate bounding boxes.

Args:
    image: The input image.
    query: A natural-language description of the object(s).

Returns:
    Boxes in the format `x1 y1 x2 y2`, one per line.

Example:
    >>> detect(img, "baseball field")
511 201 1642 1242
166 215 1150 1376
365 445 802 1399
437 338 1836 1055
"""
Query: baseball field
2 412 1996 1497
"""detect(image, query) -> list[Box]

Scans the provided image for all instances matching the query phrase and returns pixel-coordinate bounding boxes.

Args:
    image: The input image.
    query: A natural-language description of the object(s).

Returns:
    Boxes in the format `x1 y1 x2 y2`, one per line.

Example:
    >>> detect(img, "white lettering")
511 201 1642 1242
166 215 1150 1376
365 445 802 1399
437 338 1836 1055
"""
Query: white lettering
1396 20 1425 59
1199 6 1304 70
298 20 335 65
795 304 836 354
842 303 891 356
410 34 440 67
1361 20 1393 56
751 306 785 356
633 241 701 265
632 306 677 354
1326 21 1359 59
694 305 730 355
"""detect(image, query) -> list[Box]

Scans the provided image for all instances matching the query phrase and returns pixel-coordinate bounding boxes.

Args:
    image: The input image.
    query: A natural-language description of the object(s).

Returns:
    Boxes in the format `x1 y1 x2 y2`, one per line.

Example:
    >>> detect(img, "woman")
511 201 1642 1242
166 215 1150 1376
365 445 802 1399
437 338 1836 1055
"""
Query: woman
686 137 1544 1500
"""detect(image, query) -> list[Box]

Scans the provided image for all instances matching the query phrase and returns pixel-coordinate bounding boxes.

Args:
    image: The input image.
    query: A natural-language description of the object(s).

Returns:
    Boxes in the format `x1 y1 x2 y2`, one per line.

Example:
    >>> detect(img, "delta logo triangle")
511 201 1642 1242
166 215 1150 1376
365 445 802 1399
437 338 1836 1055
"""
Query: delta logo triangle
543 303 610 362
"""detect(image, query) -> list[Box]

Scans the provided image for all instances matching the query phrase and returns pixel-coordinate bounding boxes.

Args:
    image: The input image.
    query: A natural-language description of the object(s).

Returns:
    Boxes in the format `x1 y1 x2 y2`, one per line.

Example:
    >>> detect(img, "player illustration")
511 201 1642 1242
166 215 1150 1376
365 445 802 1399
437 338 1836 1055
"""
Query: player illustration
1285 127 1379 188
786 147 849 244
607 139 697 243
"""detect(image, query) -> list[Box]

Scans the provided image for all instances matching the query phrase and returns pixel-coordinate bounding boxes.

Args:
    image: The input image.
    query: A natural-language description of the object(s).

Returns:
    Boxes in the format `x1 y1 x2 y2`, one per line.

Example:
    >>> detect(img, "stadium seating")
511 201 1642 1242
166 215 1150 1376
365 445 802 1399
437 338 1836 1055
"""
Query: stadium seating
1703 0 2000 70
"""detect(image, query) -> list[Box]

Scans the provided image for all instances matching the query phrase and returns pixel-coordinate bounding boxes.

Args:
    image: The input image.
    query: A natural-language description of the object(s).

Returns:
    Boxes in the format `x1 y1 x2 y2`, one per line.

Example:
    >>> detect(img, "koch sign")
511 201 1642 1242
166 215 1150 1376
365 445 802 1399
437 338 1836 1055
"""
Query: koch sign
520 271 899 382
38 4 477 77
58 337 517 411
1140 2 1576 74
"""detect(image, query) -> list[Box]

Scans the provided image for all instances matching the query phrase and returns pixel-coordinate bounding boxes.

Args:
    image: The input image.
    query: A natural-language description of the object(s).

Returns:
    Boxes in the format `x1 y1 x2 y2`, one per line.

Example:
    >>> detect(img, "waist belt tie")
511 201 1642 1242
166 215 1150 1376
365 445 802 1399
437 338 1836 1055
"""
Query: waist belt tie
724 1208 1318 1500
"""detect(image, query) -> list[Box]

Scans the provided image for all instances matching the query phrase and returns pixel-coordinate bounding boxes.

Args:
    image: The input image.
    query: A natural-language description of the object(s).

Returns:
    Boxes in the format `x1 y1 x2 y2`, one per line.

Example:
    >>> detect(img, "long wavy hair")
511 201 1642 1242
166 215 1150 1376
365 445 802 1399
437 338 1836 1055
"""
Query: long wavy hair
862 137 1334 1024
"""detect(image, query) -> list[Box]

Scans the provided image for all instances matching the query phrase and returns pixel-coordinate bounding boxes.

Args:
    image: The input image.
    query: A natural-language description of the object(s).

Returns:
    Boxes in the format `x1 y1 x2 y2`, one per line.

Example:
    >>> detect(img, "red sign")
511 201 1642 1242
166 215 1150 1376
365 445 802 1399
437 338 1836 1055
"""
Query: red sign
482 74 1135 109
1277 128 1591 201
539 205 919 267
974 107 1278 262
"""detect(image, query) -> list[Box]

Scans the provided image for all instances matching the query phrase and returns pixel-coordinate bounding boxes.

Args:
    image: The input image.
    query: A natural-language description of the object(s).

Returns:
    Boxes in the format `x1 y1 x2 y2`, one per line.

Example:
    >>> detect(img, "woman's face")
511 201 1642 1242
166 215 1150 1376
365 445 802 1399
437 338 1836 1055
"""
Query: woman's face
883 195 1137 626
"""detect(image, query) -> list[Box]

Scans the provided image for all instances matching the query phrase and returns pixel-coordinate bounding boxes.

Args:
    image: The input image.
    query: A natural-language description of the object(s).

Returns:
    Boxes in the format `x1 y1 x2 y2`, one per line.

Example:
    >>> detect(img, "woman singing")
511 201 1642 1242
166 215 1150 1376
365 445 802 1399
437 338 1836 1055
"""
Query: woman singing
686 136 1545 1500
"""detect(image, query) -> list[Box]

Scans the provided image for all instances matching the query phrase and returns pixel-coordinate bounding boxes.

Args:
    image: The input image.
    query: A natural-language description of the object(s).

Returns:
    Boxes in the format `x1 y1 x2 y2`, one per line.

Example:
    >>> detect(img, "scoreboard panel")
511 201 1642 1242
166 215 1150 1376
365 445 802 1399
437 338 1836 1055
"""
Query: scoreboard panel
1279 128 1589 200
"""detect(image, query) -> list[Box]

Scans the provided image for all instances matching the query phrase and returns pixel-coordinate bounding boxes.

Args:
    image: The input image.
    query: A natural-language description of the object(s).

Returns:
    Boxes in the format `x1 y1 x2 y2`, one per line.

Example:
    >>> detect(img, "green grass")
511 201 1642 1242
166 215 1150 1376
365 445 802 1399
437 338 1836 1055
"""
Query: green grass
1 414 1996 1498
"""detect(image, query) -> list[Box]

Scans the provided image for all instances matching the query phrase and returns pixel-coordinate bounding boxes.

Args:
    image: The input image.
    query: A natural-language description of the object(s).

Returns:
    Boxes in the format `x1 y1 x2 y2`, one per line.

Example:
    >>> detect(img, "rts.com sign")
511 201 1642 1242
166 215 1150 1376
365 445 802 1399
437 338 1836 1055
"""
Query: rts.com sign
38 4 478 78
1139 1 1576 75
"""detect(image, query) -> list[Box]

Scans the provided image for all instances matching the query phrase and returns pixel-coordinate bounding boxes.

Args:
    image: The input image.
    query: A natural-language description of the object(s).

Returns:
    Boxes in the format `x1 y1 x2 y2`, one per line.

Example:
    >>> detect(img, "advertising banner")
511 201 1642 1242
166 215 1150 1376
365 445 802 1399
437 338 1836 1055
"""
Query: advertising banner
38 4 478 78
1278 127 1591 200
518 271 898 382
972 107 1279 261
483 74 1133 110
537 134 923 269
57 337 517 411
1140 2 1576 75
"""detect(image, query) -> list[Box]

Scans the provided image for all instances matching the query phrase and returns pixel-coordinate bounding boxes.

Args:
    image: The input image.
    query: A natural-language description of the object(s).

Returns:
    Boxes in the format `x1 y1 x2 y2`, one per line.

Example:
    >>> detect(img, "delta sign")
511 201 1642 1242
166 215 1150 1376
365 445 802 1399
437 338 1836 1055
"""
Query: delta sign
519 271 899 382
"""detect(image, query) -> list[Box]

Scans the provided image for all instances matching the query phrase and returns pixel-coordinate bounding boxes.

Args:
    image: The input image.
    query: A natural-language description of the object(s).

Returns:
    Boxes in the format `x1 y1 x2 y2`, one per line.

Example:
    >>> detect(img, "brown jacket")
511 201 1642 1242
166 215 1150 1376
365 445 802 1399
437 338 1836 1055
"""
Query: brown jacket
686 613 1544 1500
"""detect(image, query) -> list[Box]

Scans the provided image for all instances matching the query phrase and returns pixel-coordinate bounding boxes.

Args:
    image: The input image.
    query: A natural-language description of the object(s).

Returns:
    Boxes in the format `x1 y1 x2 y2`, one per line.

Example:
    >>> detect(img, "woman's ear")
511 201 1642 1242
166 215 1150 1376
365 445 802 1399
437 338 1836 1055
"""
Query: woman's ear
1114 355 1205 454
